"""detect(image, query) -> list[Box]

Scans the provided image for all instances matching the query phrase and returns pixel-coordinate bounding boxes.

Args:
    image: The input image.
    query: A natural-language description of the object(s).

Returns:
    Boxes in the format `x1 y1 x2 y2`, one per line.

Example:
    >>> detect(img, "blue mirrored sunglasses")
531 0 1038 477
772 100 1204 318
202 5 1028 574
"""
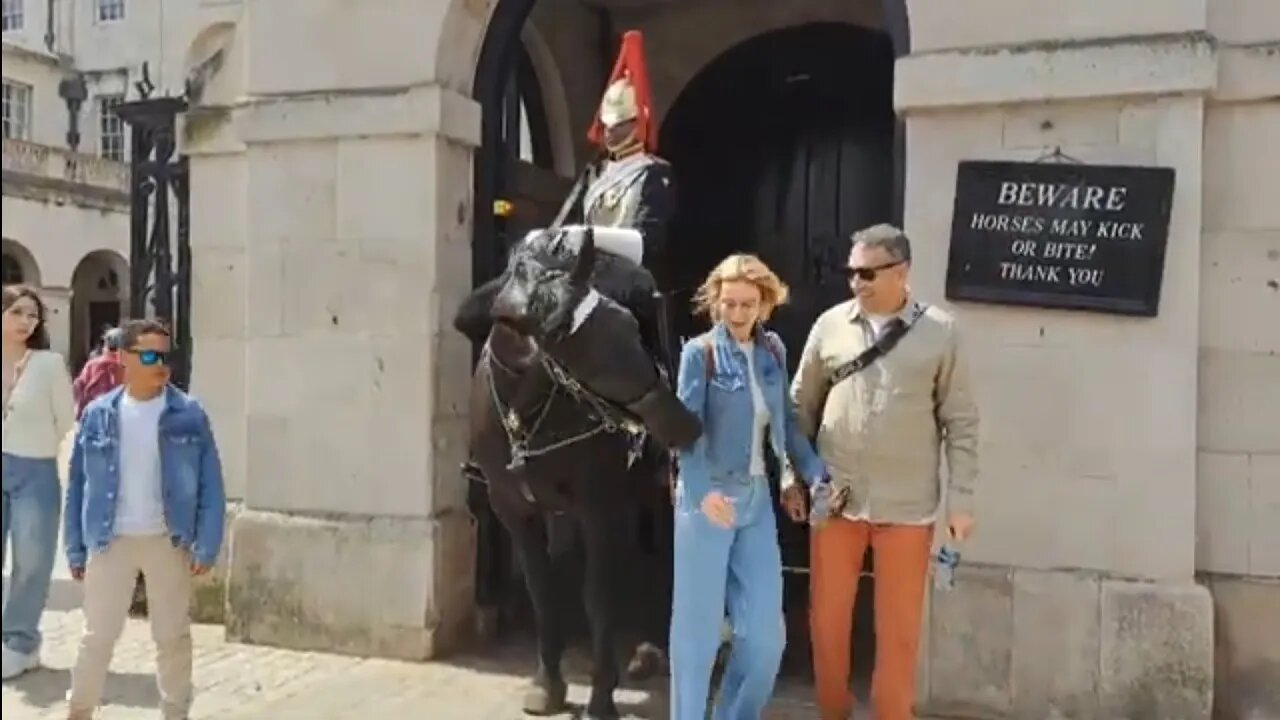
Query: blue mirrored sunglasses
130 349 170 367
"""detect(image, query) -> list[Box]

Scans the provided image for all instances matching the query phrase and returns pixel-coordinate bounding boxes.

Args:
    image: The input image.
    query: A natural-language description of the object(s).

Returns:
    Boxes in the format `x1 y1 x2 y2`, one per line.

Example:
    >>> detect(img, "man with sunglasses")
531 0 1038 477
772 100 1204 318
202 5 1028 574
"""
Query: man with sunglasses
786 224 980 720
64 319 225 720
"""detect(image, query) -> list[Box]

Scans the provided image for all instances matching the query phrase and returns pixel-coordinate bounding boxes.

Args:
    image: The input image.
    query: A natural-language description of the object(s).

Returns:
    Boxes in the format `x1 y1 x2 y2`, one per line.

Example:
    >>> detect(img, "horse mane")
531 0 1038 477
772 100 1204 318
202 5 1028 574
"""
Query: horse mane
519 227 580 265
454 225 660 349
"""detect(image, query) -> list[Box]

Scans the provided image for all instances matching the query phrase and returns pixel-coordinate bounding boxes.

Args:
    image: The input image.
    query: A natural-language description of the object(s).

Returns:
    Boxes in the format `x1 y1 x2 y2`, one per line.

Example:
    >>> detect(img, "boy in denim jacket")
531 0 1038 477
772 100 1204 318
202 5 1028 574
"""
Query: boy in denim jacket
64 319 225 720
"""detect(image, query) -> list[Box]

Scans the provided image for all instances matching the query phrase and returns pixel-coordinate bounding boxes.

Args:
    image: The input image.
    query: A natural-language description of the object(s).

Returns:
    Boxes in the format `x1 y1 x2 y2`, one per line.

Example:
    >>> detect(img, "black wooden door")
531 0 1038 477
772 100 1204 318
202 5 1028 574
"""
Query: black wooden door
747 94 894 680
753 121 895 376
751 115 893 615
659 25 897 676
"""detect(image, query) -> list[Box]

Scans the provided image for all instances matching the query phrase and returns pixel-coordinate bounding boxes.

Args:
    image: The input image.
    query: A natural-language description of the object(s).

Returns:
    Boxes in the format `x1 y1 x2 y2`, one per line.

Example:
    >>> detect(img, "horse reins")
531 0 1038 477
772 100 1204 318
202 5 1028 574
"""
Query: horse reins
484 344 647 472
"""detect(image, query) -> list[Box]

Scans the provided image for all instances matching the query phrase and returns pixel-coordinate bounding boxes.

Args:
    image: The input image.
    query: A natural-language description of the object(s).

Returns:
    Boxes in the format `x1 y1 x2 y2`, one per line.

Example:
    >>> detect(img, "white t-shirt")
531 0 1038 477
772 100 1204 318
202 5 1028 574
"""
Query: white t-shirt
115 391 168 536
738 340 771 477
865 312 894 339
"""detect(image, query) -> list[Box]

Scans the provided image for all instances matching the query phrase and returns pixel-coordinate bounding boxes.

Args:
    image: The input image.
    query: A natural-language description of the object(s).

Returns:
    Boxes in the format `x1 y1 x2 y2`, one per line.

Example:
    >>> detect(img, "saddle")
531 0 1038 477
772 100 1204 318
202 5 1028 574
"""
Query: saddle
562 245 676 381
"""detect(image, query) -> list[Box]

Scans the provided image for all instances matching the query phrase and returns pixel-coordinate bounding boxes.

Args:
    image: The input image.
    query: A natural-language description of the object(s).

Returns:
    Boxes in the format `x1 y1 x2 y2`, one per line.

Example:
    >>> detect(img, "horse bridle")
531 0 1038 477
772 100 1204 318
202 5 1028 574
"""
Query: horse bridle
486 197 665 474
484 341 647 472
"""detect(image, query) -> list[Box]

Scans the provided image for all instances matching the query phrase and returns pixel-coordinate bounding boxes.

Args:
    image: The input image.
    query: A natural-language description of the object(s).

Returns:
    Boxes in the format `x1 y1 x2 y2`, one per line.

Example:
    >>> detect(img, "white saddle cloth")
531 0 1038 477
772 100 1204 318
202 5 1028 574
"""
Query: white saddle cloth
542 224 644 266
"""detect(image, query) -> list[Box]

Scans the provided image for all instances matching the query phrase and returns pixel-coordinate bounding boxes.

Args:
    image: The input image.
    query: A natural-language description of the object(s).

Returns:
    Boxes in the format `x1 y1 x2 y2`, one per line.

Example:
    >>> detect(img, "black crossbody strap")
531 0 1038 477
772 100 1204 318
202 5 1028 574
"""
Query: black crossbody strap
829 303 927 385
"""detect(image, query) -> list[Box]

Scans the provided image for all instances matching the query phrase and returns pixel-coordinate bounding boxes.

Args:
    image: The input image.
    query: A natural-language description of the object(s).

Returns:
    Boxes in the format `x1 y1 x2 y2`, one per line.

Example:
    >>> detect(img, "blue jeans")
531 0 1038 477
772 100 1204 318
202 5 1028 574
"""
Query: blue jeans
2 453 61 656
669 476 785 720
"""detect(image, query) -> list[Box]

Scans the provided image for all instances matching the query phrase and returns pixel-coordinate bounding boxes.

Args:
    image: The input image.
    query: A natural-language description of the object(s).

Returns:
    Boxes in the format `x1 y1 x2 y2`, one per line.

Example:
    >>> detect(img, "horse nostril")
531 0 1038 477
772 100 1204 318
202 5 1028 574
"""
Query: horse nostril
491 298 520 322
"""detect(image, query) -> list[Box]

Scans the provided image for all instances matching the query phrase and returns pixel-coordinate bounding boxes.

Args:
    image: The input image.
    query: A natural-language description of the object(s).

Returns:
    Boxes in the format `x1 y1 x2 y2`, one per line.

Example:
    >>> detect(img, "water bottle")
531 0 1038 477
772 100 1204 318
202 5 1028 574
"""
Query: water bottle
933 545 961 592
809 480 834 528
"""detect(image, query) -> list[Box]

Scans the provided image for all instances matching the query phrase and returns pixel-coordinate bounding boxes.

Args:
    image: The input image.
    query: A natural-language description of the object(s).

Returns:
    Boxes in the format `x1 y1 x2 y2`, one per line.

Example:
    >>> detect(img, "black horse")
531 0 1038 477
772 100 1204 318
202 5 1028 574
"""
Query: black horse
456 227 700 719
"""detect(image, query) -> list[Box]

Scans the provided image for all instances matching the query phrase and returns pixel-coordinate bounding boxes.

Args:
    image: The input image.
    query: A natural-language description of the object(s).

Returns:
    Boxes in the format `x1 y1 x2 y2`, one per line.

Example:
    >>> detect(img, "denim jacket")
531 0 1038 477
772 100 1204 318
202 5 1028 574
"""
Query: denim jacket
64 386 226 569
675 324 825 505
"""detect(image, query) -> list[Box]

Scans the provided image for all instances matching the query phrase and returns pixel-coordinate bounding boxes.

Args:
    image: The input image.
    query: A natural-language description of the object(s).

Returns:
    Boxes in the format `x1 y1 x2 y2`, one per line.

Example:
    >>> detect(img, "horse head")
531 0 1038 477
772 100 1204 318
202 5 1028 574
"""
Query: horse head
475 225 701 450
490 226 596 343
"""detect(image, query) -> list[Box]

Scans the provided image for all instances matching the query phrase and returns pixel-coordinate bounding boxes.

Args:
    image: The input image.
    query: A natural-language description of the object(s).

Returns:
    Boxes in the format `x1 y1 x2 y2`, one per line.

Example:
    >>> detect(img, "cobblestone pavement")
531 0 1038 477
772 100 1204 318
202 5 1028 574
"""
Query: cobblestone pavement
4 439 838 719
4 567 827 720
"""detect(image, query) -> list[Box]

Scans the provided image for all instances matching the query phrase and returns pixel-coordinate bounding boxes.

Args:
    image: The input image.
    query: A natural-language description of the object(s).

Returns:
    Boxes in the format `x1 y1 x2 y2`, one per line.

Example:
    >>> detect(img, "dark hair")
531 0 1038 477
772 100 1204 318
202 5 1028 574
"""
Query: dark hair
119 318 171 350
851 223 913 265
2 285 51 350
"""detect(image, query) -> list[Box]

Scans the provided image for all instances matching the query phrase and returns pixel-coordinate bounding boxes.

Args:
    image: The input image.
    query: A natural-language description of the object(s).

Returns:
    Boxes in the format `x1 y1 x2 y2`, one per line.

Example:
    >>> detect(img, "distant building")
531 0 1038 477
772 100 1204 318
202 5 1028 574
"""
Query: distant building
2 0 190 368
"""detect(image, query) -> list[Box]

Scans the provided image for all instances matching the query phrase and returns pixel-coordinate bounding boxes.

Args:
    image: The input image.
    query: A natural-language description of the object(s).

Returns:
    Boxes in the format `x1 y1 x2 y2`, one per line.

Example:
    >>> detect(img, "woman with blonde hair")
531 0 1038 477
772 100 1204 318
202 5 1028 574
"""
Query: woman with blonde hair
669 254 826 719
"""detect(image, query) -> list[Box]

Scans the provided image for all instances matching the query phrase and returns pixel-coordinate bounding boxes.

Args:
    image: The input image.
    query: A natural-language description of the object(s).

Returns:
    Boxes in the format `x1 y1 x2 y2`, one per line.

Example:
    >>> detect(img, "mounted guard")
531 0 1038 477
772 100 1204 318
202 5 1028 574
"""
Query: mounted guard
556 29 677 375
456 31 677 379
452 31 684 701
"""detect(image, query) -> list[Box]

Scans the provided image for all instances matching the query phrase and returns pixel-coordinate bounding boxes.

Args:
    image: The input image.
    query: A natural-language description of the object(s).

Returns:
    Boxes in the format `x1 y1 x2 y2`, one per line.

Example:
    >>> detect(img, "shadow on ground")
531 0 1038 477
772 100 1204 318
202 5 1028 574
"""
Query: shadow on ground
439 633 827 720
6 667 159 711
445 637 664 719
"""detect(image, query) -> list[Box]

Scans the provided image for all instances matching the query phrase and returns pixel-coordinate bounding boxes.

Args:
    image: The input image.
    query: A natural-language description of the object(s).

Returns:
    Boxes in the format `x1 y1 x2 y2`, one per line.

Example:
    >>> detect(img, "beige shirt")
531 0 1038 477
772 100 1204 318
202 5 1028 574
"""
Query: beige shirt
789 298 980 523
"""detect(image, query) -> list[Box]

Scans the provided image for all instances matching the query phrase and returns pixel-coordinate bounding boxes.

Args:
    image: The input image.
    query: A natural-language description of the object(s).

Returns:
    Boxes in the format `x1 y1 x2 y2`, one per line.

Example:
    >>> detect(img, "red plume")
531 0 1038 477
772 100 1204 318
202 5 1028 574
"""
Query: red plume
587 30 655 152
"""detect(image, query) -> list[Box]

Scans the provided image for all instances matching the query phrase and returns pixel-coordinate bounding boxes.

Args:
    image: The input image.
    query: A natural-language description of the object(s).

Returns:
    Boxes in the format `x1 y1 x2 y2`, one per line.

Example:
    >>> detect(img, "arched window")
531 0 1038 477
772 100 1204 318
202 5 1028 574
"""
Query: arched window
1 252 24 285
500 44 553 171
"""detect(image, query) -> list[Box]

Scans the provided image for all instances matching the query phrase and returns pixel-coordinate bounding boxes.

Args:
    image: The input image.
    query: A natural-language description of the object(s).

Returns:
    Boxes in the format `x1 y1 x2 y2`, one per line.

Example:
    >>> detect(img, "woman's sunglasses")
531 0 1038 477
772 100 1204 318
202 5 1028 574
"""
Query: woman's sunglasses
128 349 170 367
844 260 904 282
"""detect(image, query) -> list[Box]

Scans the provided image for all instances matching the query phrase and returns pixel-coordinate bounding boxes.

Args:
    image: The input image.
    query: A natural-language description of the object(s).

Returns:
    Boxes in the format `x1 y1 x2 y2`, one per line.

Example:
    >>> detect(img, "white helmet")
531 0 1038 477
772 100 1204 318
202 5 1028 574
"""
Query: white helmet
598 78 639 128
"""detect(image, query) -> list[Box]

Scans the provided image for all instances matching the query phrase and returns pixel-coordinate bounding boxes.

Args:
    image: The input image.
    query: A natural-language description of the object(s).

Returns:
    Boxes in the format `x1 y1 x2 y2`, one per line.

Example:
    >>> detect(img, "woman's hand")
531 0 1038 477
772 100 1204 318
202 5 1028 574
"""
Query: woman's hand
780 485 808 523
700 490 735 528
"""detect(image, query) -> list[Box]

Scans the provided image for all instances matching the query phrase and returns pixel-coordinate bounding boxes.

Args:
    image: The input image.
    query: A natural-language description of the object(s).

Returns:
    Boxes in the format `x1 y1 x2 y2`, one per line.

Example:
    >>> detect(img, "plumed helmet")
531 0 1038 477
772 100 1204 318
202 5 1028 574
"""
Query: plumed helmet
598 78 638 128
586 31 655 151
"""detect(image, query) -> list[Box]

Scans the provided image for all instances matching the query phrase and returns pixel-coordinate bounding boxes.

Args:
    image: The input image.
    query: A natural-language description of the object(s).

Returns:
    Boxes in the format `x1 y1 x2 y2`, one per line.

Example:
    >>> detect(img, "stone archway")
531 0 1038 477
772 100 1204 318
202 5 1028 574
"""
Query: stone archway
69 249 128 371
2 238 41 287
459 0 915 643
520 22 576 180
660 20 898 678
220 0 910 664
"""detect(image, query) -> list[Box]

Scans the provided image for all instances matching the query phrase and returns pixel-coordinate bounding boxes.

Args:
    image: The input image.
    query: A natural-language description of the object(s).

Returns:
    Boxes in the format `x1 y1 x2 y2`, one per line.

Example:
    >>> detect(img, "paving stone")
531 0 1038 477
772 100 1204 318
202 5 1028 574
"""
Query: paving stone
4 598 840 719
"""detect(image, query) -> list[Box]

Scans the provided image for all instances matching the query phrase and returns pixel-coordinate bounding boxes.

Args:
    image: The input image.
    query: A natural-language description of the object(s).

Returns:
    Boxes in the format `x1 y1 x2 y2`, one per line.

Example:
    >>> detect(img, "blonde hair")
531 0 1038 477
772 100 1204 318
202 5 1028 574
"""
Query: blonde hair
692 254 790 322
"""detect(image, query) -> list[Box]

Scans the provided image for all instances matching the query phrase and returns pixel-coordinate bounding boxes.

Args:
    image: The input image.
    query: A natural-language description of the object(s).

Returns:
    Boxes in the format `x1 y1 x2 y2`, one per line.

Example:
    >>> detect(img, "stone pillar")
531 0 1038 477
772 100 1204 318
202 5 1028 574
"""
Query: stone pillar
1194 4 1280 717
171 0 253 625
898 7 1216 719
221 1 483 659
40 286 73 362
183 91 250 627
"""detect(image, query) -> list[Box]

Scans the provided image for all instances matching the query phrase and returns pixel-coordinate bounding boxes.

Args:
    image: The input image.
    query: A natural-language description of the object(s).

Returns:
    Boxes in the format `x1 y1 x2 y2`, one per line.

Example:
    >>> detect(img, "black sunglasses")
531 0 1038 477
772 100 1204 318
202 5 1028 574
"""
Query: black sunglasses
127 349 170 367
844 260 904 282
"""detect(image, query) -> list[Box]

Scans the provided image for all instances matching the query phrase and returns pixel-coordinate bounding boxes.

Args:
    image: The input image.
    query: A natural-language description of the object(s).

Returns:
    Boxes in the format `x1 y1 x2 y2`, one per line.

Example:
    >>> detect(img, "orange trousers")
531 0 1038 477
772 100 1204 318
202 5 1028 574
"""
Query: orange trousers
809 519 933 720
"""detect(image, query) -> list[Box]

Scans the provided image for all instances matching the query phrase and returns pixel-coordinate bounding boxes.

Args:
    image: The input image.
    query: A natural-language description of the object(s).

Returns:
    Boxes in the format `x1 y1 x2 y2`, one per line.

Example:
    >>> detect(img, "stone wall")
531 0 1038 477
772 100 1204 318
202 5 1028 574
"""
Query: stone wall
188 0 491 661
897 2 1250 715
1196 3 1280 717
181 1 1279 715
609 0 883 128
894 2 1280 717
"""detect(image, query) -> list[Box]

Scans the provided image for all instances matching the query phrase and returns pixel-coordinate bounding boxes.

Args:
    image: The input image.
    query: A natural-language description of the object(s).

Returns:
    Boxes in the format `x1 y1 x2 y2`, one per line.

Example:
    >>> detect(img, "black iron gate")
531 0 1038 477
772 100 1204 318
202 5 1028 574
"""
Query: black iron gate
114 64 192 390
